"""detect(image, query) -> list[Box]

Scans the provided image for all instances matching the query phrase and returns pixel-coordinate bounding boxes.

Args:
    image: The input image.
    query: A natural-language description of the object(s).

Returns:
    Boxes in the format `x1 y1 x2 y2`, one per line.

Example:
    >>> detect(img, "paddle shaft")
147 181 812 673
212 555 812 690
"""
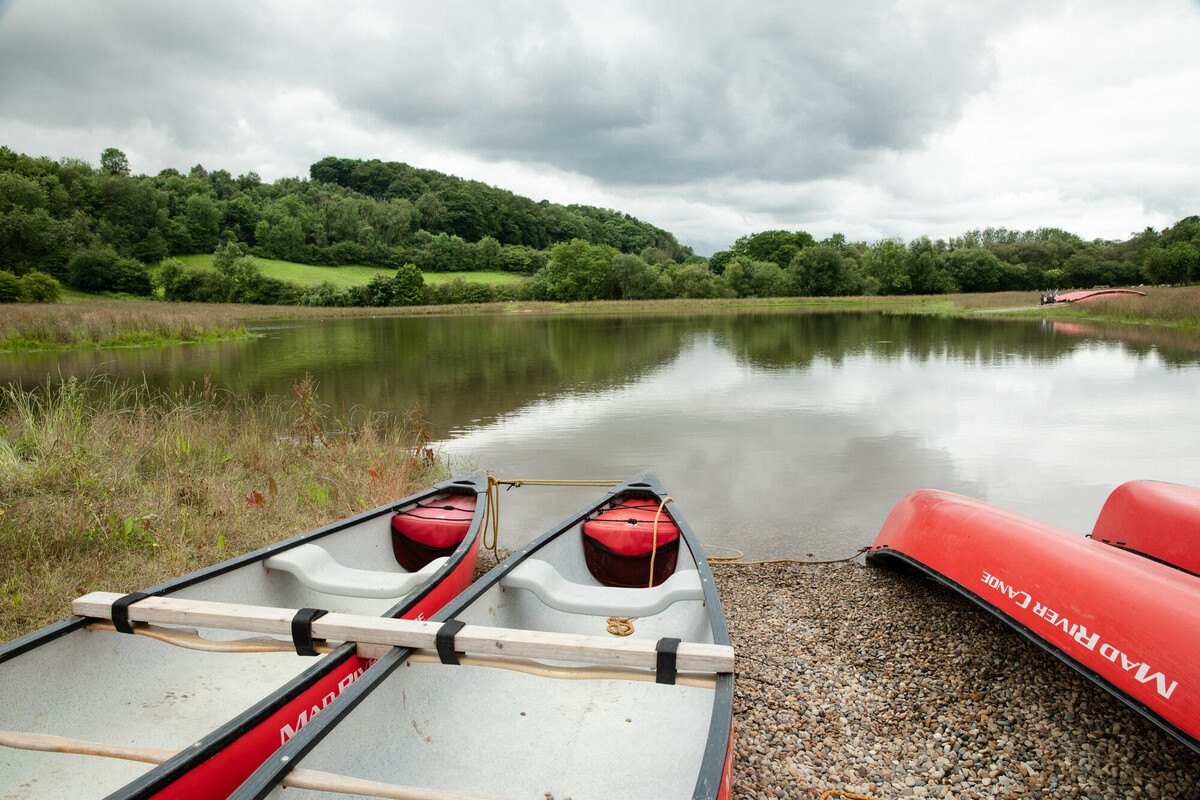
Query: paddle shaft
0 730 517 800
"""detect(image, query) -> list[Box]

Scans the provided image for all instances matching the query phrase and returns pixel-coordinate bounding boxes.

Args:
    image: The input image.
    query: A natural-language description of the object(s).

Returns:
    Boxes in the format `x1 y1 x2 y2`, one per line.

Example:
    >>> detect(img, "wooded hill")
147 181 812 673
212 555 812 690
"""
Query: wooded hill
0 146 690 284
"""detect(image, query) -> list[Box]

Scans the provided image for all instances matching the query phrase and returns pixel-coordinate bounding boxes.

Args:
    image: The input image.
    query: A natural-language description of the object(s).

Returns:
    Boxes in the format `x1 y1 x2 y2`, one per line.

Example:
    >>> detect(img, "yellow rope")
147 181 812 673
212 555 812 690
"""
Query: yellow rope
482 476 501 560
606 617 634 636
705 544 870 566
483 476 622 560
647 496 672 588
491 478 623 488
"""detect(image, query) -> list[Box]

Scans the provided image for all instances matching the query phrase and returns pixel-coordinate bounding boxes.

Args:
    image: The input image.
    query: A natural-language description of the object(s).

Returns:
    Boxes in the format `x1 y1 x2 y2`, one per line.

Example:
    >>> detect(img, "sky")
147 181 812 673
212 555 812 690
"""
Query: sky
1 1 1198 256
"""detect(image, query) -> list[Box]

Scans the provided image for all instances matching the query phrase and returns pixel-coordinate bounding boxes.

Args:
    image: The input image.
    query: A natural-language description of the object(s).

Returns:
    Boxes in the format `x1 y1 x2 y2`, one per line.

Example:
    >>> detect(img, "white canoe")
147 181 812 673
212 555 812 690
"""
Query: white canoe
228 471 736 800
0 470 488 799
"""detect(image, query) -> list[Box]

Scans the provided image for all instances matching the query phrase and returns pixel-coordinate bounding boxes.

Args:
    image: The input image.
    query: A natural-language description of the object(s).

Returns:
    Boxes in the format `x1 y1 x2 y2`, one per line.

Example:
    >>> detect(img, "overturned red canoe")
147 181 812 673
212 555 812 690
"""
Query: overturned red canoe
1091 480 1200 576
868 483 1200 755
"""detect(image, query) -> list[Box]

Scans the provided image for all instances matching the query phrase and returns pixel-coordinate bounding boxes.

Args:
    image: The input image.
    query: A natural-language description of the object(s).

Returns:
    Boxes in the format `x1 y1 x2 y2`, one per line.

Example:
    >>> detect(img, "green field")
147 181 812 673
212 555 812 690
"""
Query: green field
174 255 525 289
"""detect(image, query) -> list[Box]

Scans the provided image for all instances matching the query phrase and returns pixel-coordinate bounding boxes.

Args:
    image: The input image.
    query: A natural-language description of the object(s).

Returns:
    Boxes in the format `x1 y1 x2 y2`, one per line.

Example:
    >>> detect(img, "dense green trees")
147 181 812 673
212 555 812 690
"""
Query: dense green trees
1 144 1197 308
0 146 689 296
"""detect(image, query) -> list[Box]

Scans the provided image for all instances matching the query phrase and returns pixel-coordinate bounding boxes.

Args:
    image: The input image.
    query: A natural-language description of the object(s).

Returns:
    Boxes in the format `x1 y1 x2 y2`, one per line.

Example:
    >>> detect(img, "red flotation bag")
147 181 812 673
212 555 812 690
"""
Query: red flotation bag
391 493 477 572
582 498 680 587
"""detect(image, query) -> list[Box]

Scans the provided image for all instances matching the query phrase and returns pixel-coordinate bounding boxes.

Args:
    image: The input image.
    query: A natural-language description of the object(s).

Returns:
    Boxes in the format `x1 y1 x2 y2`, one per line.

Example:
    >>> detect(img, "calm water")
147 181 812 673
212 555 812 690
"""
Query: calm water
4 310 1199 558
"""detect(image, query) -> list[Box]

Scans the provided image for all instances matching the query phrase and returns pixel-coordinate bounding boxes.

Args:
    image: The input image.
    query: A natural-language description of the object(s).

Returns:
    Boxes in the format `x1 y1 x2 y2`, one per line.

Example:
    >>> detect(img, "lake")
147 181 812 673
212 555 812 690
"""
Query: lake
3 309 1198 558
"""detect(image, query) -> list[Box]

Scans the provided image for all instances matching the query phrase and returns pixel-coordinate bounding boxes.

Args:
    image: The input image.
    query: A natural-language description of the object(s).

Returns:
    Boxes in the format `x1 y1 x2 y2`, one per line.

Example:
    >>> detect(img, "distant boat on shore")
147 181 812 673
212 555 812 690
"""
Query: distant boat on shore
1039 288 1147 305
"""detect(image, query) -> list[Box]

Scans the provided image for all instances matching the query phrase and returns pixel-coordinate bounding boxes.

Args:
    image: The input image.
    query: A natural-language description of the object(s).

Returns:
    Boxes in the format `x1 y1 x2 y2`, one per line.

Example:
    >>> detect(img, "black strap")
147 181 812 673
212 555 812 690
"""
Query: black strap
291 608 329 656
655 637 681 685
111 592 151 634
436 619 467 665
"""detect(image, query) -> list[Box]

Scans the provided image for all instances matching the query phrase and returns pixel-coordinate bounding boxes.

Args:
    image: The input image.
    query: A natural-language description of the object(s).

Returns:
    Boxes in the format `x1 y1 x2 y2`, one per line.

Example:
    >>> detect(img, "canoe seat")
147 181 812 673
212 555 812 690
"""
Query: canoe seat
500 558 704 616
264 544 448 599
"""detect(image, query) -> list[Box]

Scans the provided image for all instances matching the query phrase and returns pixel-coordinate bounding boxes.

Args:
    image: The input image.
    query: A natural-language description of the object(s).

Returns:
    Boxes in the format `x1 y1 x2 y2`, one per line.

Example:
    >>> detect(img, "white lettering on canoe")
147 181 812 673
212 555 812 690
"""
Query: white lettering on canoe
280 664 365 744
978 570 1178 700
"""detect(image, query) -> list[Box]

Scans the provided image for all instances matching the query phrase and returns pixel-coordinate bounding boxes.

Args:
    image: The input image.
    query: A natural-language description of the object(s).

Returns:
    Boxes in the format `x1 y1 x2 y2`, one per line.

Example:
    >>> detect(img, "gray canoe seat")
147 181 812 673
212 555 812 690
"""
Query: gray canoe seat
264 544 448 599
500 558 704 616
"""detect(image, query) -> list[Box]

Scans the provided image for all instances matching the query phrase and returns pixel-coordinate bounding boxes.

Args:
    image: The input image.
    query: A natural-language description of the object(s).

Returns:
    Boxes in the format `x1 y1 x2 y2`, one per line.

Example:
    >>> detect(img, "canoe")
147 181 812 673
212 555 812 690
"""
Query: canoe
149 471 733 800
867 482 1200 756
1090 480 1200 576
0 470 488 799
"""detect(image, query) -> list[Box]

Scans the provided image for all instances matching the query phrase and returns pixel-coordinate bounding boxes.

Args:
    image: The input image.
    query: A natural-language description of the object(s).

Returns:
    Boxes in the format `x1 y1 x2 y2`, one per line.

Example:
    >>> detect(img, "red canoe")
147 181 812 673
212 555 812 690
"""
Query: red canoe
868 481 1200 755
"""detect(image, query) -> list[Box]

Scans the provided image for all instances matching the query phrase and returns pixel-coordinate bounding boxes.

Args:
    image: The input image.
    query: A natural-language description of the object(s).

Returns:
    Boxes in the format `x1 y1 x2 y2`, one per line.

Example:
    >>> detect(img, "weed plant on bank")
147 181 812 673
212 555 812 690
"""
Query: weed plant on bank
0 301 249 352
0 374 442 643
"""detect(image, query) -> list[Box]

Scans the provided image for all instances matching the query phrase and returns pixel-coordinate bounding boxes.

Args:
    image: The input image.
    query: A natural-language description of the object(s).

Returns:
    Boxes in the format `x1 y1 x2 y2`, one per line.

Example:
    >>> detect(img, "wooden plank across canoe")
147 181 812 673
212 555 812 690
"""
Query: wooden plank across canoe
72 591 736 674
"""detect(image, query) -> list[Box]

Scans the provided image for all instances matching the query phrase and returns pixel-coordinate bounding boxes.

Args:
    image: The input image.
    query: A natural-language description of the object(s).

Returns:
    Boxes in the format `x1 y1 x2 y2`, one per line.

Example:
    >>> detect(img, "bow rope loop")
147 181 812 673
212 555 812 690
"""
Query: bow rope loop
483 475 501 560
482 477 623 561
647 496 672 588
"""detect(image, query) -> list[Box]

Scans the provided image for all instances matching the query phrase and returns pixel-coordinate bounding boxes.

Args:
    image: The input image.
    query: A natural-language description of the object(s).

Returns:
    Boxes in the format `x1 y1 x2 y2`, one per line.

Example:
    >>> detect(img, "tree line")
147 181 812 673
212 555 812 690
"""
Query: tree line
1 144 1197 306
0 145 689 301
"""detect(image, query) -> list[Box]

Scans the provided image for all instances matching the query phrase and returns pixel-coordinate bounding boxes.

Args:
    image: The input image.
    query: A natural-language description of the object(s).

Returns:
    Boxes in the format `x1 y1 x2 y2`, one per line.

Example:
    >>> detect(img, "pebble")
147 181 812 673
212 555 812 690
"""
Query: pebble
715 562 1199 799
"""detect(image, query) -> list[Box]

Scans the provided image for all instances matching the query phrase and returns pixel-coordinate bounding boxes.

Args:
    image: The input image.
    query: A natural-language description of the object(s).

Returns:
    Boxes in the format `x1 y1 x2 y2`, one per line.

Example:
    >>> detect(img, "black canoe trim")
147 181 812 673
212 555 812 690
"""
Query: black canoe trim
104 643 359 800
100 471 489 800
227 470 736 800
867 547 1200 758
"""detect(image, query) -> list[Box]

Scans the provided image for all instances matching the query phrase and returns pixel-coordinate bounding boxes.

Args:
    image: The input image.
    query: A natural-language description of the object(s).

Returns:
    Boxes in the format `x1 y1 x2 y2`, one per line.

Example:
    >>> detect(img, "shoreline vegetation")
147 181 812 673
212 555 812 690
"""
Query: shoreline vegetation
3 286 1200 353
0 374 442 643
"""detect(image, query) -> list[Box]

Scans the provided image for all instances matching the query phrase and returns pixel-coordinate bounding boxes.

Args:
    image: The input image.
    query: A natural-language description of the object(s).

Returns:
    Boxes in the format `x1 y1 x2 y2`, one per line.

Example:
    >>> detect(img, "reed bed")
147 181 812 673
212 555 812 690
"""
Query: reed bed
0 374 440 643
1071 286 1200 326
0 302 248 351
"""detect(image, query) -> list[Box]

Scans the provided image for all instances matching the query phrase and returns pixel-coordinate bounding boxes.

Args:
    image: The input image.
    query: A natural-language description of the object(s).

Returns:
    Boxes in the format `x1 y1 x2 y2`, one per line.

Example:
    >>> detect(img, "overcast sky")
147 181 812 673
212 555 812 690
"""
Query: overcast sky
1 1 1198 256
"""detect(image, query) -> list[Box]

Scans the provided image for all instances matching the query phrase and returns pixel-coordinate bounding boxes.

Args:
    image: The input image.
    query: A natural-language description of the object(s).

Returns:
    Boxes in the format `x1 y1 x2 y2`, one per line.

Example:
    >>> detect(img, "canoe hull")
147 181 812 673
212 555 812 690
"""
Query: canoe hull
868 489 1200 755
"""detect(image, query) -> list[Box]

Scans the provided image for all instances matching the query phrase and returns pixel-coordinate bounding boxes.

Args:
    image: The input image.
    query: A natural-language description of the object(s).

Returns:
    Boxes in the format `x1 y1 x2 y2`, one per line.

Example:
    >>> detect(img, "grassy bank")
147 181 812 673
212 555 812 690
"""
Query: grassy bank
0 301 250 352
4 287 1199 353
0 374 442 643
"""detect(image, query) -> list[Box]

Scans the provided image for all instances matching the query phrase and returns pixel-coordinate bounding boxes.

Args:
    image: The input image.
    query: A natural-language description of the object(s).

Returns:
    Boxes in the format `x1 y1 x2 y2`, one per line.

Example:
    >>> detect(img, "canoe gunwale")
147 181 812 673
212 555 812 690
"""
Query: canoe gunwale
229 470 735 800
866 546 1200 758
1085 538 1200 579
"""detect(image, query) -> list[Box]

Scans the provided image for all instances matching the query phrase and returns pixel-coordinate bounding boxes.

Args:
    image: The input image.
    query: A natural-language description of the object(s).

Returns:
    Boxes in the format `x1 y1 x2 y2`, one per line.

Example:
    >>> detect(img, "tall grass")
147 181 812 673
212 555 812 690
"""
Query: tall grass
1074 287 1200 327
0 301 248 351
0 374 441 643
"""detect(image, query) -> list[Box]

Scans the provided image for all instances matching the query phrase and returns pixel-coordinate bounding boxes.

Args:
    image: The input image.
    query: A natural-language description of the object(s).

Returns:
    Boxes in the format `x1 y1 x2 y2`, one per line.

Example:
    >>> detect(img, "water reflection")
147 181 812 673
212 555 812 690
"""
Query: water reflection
3 309 1198 557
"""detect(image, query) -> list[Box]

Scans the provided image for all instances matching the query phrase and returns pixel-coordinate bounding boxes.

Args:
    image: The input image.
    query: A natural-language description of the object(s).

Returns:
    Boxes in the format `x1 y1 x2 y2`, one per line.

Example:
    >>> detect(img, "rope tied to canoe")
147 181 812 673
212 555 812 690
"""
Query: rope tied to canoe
819 790 885 800
483 475 623 559
704 545 870 566
647 495 672 588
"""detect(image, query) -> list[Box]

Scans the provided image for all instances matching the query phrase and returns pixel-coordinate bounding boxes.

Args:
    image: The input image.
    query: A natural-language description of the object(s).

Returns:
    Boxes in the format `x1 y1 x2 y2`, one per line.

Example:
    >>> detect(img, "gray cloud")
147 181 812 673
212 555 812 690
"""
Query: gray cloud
0 0 1195 255
323 1 1025 185
0 1 1039 186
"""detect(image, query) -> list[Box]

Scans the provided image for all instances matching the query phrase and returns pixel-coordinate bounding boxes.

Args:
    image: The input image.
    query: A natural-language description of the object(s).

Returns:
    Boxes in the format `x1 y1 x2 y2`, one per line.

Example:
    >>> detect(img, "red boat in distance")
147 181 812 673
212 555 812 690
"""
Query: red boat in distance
1039 288 1147 305
868 481 1200 756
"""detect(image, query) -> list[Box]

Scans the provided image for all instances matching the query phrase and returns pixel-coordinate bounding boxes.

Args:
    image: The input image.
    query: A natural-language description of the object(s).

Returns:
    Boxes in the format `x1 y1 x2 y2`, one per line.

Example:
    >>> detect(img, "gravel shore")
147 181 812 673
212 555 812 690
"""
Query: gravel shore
717 561 1199 800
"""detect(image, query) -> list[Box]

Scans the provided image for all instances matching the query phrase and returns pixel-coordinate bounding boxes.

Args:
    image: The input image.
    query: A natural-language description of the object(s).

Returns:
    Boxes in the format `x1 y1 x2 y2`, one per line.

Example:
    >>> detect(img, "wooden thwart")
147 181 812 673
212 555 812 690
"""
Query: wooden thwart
73 592 735 673
84 621 718 688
